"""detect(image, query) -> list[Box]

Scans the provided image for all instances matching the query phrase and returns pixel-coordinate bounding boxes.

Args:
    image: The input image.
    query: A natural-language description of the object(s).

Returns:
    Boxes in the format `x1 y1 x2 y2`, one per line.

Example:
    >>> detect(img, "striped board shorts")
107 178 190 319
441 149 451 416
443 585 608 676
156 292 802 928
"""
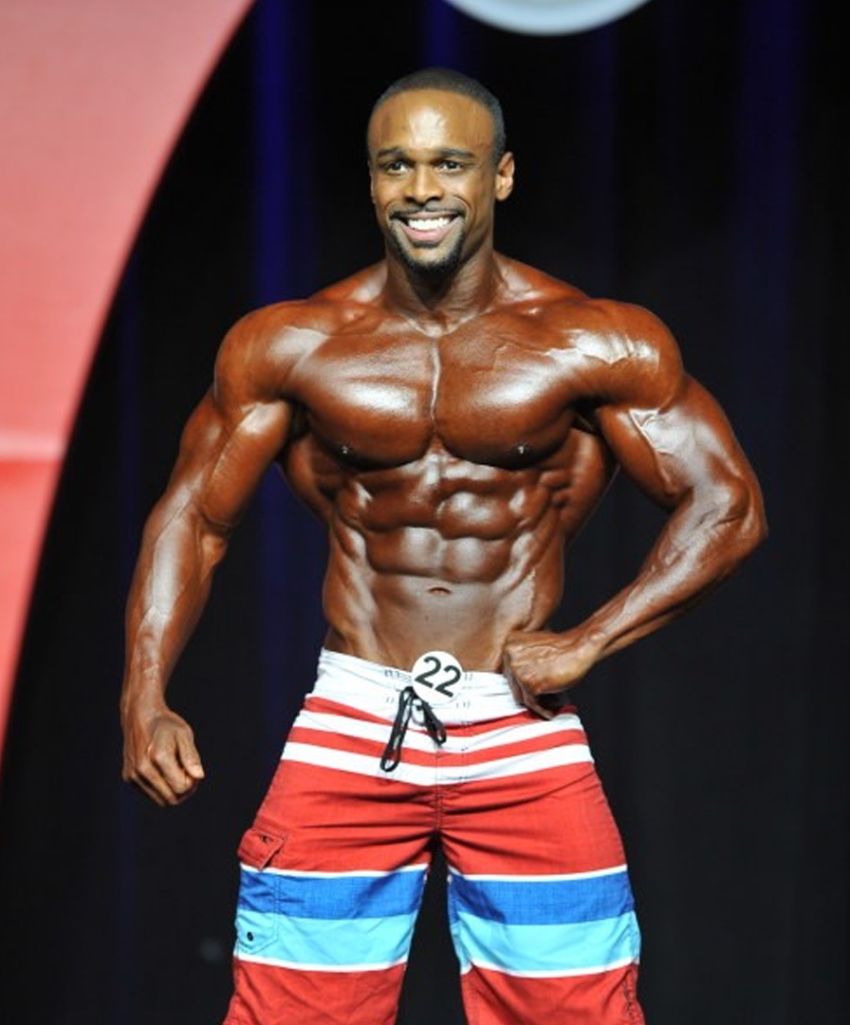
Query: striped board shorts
222 648 645 1025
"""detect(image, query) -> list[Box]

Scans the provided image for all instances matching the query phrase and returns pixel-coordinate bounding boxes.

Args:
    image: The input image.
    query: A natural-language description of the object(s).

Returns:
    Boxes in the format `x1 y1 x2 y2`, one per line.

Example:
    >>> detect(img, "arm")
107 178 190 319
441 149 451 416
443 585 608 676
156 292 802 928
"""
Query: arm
120 314 292 805
504 303 767 715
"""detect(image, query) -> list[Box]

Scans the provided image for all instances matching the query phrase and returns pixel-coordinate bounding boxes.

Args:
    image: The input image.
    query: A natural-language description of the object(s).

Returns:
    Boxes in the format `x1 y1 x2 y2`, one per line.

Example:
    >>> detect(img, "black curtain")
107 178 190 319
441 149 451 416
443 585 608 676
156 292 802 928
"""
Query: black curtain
1 1 846 1023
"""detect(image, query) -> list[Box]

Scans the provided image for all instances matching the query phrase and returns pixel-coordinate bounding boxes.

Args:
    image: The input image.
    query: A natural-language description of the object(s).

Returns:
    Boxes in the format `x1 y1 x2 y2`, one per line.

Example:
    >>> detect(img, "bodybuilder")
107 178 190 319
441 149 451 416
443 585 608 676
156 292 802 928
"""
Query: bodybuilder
121 68 766 1025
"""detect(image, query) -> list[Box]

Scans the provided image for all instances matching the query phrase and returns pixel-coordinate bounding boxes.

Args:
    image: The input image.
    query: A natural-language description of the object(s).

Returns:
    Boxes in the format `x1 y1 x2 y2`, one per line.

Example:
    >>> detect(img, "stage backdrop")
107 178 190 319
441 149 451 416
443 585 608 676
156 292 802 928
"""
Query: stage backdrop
0 0 255 761
1 1 846 1024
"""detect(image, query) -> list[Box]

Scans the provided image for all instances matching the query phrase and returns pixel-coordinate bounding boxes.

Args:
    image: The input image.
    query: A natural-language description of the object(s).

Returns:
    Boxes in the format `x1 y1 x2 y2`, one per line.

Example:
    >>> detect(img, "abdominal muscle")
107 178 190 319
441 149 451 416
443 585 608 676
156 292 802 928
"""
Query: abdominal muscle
319 472 568 672
282 416 613 672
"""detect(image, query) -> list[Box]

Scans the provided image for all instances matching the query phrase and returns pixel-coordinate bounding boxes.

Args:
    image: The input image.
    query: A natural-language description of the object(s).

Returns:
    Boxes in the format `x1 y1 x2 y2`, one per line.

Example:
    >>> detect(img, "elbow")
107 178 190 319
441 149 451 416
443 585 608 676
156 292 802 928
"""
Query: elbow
143 492 233 573
749 502 769 551
719 477 768 562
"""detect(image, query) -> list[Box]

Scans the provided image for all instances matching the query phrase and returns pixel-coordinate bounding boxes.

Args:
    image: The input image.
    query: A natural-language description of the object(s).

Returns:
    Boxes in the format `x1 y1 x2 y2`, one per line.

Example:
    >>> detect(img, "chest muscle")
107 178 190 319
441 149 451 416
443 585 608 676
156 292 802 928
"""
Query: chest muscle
290 328 576 468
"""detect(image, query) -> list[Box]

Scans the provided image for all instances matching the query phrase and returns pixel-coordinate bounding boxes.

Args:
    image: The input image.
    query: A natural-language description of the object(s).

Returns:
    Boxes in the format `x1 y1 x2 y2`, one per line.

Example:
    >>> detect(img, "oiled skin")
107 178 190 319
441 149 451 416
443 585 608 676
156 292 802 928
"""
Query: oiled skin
120 88 766 807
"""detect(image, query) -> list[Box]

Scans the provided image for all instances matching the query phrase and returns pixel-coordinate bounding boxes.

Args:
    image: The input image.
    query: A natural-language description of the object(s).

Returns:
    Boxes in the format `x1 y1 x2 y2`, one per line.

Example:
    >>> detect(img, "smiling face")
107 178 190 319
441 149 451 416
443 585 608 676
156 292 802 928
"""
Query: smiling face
367 89 514 278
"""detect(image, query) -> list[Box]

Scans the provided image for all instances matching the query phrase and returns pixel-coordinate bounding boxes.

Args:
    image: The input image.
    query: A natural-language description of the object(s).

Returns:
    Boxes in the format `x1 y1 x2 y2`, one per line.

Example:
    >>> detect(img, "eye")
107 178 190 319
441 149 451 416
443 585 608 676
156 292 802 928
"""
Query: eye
438 160 464 172
382 159 409 174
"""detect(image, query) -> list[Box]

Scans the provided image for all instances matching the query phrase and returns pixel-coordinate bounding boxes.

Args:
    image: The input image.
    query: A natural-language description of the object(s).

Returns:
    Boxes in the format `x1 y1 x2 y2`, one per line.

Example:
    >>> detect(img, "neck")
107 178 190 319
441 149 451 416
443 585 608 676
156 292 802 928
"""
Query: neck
382 244 504 332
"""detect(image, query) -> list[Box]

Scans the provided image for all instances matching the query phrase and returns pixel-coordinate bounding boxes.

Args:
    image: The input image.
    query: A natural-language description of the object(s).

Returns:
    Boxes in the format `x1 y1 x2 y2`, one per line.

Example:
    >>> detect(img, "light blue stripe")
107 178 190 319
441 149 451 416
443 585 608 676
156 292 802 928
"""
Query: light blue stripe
451 910 641 974
238 867 426 920
235 910 418 967
450 870 634 925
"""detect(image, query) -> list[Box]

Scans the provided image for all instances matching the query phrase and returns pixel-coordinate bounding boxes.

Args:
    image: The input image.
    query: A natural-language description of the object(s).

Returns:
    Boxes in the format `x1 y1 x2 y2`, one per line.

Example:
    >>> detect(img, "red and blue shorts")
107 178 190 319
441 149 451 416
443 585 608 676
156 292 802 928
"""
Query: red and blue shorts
222 649 645 1025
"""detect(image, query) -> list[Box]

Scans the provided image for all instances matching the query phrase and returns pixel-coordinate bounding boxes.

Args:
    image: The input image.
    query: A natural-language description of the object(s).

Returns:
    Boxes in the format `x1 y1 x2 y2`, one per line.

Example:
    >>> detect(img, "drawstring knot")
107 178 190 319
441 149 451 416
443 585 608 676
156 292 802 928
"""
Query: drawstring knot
380 685 447 772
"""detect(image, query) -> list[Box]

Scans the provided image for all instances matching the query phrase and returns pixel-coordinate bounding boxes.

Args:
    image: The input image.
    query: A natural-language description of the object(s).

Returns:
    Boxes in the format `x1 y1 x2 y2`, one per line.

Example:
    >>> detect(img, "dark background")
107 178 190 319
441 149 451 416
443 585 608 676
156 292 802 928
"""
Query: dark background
1 0 846 1022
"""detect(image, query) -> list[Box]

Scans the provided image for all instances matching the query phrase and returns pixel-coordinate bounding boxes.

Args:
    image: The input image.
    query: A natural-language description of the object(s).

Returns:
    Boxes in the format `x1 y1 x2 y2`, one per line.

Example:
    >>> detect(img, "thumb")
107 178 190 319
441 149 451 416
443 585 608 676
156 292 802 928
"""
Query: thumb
177 731 205 779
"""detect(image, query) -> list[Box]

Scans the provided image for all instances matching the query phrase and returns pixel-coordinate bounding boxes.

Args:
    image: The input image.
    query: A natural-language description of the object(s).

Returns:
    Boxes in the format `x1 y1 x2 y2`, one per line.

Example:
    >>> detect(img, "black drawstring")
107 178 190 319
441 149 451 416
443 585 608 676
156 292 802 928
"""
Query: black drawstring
380 686 447 772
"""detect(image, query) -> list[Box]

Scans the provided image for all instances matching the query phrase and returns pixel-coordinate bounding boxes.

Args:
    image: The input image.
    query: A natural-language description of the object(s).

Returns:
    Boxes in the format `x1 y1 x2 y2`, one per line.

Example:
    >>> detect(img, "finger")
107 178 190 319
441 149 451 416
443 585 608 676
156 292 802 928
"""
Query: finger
523 693 558 720
504 662 556 720
124 762 171 808
502 659 523 704
142 741 201 804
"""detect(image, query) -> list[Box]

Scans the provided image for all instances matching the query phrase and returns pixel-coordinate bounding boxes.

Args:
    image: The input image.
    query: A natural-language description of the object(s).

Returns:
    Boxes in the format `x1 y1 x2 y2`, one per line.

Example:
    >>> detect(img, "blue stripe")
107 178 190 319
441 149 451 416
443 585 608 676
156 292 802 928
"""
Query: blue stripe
449 870 634 926
451 911 641 974
238 867 426 920
235 910 418 967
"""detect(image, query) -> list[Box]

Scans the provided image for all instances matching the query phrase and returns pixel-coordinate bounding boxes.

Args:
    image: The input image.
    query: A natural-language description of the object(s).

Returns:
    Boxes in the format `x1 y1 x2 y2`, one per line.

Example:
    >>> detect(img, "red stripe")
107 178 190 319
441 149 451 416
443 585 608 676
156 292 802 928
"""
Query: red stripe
459 963 644 1023
224 960 408 1024
252 754 621 876
303 695 392 726
286 724 588 769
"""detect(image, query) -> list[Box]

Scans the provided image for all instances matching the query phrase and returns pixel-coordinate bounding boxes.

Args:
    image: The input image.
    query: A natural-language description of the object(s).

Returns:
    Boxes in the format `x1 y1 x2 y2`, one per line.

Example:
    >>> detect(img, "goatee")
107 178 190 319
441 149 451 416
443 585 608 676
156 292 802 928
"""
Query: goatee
391 232 464 280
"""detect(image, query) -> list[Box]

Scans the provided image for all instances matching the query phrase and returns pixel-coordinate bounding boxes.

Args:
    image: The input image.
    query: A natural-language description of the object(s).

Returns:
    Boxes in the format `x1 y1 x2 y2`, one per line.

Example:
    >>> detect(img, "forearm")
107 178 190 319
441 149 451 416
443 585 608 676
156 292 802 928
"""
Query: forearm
504 479 766 711
581 479 766 660
121 496 229 716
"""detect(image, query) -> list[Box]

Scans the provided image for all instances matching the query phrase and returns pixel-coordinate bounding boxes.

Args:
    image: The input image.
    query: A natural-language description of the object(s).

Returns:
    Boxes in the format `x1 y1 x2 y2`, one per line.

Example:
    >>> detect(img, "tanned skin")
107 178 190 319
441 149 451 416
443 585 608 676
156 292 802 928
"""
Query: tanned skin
121 88 767 807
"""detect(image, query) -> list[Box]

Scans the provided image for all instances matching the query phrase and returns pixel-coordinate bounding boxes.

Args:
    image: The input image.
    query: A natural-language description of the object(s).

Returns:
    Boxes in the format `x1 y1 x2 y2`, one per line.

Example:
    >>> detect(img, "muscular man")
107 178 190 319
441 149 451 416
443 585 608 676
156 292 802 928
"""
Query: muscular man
121 67 766 1025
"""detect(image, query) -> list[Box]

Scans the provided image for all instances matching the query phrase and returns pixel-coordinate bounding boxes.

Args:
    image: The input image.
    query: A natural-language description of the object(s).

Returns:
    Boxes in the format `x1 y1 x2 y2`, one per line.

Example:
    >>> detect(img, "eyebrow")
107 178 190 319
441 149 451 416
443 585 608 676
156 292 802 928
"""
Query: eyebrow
375 146 477 160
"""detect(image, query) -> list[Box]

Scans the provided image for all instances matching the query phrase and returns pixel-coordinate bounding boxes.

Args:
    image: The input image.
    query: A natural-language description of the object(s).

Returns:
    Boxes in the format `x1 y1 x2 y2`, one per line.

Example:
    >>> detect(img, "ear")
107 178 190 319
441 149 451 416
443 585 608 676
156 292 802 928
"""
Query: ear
368 159 375 203
494 151 515 202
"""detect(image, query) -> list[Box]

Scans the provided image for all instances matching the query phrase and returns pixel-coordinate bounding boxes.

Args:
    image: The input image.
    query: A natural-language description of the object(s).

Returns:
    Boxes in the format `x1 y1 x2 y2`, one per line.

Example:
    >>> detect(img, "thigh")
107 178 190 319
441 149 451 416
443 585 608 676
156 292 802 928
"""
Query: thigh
442 708 628 873
441 710 645 1025
222 702 436 1025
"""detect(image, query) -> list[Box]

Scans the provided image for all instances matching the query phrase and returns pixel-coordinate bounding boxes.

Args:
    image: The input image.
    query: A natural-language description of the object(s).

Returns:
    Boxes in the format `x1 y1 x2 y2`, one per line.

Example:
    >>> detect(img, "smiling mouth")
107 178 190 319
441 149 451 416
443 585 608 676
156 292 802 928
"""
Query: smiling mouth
394 212 460 245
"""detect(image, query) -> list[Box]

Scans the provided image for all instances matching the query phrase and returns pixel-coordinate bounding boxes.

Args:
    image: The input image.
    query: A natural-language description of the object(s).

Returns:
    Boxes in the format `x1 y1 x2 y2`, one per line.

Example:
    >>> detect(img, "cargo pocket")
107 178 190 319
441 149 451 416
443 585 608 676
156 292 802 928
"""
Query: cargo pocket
233 826 288 957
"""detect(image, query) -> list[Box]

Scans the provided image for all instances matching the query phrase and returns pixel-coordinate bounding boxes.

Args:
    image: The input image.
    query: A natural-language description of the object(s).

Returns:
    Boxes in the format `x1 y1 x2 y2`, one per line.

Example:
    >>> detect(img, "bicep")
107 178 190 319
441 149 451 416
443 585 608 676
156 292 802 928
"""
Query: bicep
161 387 292 532
158 310 297 530
595 375 759 512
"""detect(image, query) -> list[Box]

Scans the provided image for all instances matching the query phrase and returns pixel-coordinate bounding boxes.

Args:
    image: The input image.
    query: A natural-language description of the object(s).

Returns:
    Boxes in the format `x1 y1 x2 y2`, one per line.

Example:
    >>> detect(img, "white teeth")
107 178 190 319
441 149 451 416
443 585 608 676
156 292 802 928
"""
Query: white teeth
407 216 452 231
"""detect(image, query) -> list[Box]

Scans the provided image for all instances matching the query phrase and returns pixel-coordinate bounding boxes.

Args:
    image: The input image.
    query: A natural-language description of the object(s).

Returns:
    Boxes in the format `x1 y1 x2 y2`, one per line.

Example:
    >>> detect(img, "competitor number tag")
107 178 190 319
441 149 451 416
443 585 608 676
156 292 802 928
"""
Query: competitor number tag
410 650 464 706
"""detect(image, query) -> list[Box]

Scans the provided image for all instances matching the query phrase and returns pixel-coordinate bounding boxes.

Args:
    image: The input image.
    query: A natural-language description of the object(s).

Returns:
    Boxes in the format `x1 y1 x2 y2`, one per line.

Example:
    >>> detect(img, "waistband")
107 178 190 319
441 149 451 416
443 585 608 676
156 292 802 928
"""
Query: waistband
313 648 527 726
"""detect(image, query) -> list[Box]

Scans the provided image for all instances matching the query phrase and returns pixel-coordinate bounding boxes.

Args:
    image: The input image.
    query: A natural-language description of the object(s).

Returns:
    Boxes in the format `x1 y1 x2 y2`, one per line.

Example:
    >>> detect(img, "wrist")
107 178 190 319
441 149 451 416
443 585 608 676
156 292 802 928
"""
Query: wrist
119 682 169 725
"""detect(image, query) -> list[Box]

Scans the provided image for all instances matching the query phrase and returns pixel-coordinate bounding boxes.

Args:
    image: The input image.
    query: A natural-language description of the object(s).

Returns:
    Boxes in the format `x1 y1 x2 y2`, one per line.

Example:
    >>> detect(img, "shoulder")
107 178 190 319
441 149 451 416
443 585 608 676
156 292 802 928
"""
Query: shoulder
524 284 685 409
496 257 672 352
569 299 684 410
554 297 681 367
213 302 320 401
214 267 383 400
497 259 683 384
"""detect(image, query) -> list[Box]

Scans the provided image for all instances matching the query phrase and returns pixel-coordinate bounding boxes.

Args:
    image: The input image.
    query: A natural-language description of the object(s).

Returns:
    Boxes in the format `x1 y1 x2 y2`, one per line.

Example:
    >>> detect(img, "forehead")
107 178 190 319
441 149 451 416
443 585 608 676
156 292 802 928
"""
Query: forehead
368 89 495 157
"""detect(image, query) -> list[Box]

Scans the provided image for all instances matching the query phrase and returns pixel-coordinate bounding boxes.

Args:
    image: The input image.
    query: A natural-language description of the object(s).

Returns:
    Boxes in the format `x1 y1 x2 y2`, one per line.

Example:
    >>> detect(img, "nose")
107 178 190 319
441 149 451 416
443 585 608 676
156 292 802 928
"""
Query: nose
406 163 443 205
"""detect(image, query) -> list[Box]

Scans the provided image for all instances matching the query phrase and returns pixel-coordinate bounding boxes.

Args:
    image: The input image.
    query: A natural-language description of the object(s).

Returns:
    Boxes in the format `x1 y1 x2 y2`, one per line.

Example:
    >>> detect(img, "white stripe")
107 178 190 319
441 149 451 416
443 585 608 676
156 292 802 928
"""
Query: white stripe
240 863 428 878
459 714 584 751
448 864 628 883
294 710 425 750
293 708 585 755
236 951 408 972
459 954 639 979
281 740 593 786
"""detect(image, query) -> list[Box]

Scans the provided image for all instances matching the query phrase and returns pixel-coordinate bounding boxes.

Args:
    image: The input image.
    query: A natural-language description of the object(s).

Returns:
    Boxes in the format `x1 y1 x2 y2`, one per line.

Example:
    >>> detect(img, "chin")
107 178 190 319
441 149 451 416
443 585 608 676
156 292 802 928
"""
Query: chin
394 237 464 279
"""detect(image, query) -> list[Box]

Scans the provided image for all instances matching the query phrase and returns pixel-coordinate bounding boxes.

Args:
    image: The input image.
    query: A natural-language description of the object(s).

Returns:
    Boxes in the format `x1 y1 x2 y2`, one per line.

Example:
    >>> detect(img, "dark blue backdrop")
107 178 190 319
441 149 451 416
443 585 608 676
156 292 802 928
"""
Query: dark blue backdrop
1 1 846 1023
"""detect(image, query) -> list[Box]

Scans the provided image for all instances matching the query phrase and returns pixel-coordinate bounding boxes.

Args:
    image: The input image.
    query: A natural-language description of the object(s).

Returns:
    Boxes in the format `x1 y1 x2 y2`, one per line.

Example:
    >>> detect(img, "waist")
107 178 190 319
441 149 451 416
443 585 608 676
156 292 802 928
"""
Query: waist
314 648 529 726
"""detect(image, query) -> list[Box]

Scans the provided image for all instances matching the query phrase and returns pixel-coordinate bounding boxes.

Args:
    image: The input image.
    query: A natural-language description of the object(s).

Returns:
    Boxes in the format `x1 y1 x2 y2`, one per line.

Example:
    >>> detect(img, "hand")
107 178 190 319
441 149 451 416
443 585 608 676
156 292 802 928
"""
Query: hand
121 703 205 807
502 630 599 718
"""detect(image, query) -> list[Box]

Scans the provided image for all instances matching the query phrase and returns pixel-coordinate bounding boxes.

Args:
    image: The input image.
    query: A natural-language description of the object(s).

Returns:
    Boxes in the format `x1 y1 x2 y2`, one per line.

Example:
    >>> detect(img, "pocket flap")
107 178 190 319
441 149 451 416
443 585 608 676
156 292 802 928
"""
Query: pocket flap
237 826 287 870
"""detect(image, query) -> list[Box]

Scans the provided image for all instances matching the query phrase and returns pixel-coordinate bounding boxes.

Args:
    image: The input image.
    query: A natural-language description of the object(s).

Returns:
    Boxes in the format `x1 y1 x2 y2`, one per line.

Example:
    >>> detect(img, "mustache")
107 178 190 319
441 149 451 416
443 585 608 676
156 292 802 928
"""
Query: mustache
389 201 465 220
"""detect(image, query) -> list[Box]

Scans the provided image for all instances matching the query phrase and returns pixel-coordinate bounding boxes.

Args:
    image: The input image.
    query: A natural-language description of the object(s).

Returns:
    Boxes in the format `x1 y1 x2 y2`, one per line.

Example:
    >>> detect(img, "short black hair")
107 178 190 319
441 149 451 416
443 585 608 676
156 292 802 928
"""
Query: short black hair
368 67 507 162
